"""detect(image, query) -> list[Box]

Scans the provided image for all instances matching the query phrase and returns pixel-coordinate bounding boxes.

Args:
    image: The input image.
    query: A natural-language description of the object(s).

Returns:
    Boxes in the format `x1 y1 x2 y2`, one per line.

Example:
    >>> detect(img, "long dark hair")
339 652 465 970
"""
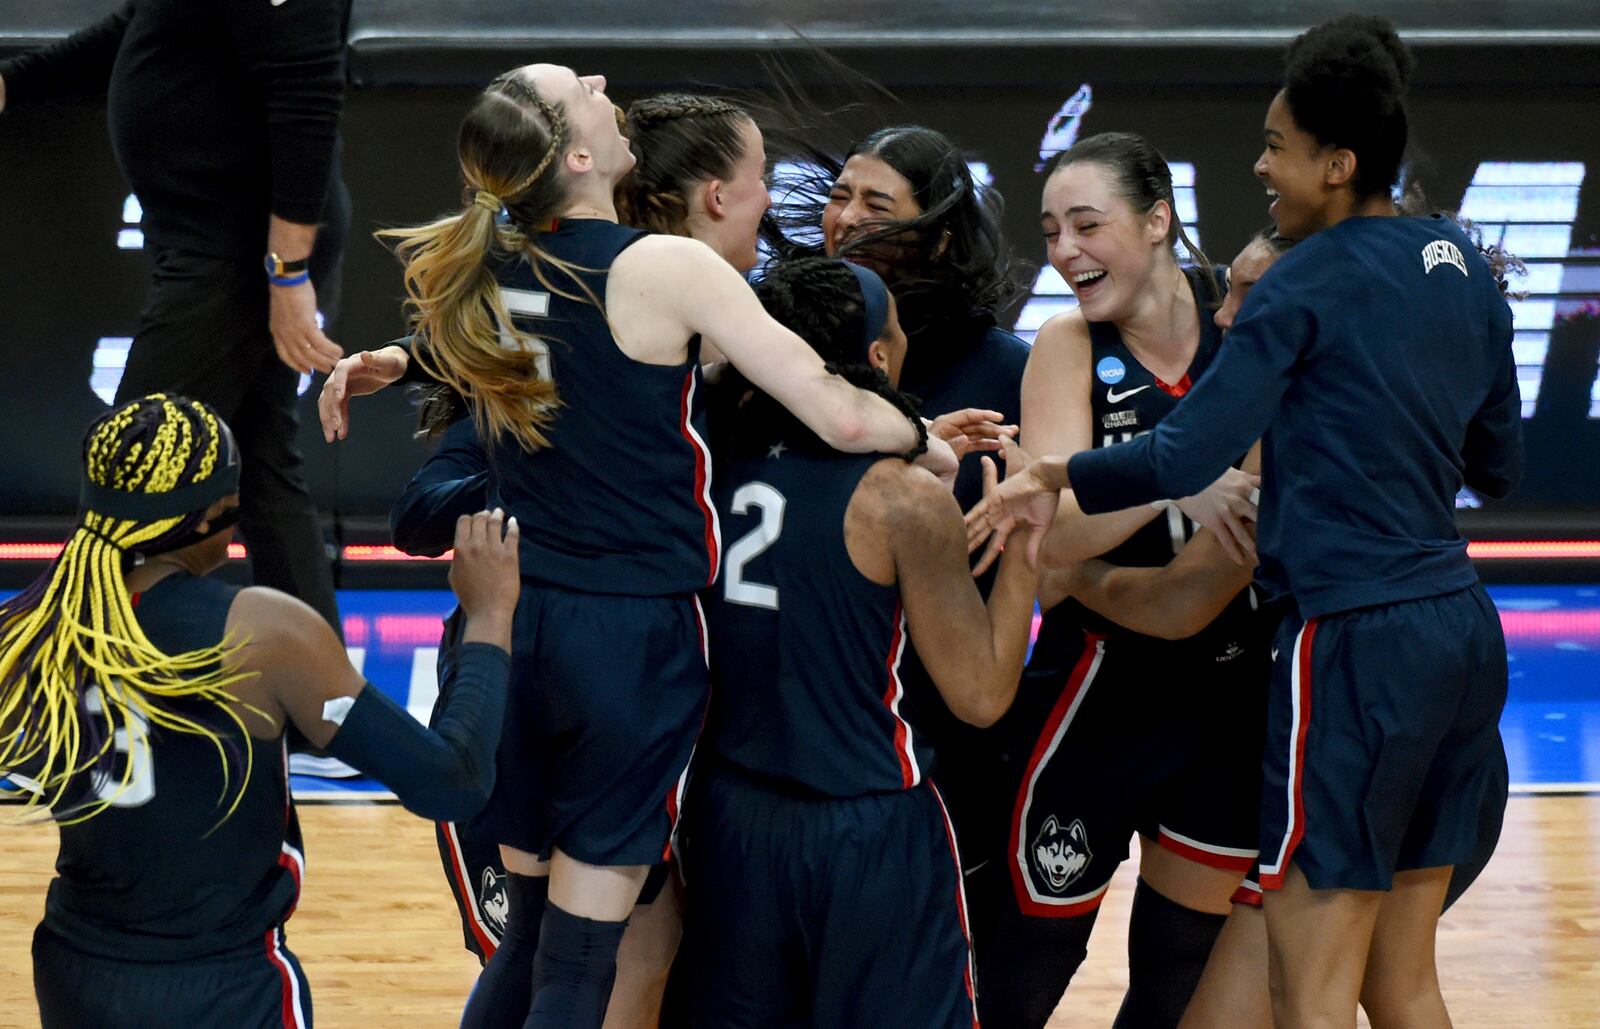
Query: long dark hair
763 125 1024 381
713 257 921 457
1044 131 1221 301
1282 15 1414 200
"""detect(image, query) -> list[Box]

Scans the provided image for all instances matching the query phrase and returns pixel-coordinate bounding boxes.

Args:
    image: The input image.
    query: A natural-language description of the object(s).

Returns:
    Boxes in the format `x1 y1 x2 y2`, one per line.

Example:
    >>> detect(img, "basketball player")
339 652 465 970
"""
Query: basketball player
366 65 953 1028
679 256 1050 1027
389 92 774 1029
971 17 1521 1026
1034 226 1292 1028
959 132 1266 1029
0 394 520 1029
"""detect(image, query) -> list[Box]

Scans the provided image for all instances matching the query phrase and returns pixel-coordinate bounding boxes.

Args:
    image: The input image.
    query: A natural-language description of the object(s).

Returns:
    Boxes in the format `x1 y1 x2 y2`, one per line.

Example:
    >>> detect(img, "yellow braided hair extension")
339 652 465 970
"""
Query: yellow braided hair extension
0 394 256 825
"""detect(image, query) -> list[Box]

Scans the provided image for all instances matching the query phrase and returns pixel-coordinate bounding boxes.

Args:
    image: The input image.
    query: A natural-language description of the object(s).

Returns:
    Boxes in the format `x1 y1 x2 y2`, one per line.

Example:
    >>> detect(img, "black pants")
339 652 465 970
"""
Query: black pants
115 245 341 632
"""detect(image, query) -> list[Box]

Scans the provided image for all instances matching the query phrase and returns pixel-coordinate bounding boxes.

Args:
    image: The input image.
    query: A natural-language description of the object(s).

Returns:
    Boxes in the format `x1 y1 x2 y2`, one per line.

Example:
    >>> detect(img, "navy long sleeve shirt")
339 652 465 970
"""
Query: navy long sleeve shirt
390 416 492 558
1068 214 1522 618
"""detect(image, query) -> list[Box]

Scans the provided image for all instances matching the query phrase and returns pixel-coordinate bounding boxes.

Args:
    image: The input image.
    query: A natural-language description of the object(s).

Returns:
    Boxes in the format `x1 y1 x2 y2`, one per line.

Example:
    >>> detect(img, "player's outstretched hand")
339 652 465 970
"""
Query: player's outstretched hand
967 437 1062 575
915 434 961 489
319 346 409 442
1174 466 1261 566
269 280 343 376
928 408 1018 460
449 509 520 625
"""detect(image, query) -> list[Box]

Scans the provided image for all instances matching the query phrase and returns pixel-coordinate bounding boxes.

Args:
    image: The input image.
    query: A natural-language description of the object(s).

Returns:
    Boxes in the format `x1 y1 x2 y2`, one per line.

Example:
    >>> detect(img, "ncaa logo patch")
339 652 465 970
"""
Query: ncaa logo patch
1096 356 1127 385
1032 815 1093 894
479 867 510 936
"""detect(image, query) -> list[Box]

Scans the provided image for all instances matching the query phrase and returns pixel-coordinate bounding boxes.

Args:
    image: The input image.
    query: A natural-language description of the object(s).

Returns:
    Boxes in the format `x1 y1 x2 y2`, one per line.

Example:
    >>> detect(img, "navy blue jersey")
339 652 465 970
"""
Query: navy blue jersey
44 573 303 961
1070 215 1523 618
902 321 1032 513
1051 266 1256 649
488 219 718 596
703 447 932 797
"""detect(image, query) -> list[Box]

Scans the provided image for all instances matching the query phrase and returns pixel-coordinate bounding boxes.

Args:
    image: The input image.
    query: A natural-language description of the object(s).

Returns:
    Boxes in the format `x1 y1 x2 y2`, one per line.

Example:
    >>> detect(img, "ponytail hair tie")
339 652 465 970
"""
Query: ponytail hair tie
472 190 502 213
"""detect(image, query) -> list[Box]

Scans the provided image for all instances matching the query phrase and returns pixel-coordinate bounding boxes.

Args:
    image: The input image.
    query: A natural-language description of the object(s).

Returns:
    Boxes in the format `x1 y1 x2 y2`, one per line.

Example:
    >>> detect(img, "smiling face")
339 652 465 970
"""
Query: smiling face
820 154 924 278
1214 238 1284 331
1039 160 1171 323
519 64 636 182
1254 90 1338 240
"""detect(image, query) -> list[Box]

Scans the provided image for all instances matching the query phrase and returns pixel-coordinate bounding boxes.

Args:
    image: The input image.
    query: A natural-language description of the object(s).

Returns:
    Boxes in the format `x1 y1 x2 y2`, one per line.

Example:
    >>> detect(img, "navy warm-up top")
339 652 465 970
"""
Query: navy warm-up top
1068 215 1523 618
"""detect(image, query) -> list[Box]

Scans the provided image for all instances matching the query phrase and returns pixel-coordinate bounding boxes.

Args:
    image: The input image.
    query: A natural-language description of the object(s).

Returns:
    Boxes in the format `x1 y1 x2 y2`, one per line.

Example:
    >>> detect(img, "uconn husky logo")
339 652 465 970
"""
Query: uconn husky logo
1032 815 1093 893
479 867 510 936
1421 240 1469 278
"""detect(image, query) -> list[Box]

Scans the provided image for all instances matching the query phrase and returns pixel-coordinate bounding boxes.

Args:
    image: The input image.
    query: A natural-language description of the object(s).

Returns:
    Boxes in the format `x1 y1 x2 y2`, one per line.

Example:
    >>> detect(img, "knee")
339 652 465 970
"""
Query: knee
1359 965 1445 1029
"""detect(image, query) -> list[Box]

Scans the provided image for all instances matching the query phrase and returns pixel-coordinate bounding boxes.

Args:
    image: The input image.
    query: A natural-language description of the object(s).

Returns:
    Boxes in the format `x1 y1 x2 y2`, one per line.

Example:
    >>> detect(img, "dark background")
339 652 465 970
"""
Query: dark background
3 1 1597 537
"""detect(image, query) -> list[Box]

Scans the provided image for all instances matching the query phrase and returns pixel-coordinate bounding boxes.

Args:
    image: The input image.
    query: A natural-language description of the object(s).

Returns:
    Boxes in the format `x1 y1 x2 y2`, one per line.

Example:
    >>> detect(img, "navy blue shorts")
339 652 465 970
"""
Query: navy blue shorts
678 763 978 1028
1257 585 1509 893
34 922 312 1028
999 626 1270 920
426 609 673 960
478 584 709 868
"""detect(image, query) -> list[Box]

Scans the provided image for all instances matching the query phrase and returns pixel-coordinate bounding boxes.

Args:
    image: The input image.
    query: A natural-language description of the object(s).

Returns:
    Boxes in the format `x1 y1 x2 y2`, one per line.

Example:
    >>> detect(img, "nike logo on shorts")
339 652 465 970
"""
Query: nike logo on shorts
1106 385 1151 404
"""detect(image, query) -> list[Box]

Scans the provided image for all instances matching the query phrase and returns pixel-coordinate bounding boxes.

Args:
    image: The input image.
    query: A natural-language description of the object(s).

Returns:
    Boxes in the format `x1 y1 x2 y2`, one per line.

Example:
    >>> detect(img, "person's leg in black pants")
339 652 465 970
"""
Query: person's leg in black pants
116 246 341 633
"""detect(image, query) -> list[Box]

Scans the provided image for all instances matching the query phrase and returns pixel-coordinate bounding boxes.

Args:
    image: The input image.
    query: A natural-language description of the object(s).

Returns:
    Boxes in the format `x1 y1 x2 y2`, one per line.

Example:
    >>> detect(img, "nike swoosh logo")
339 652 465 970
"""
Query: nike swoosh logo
1106 385 1151 404
270 0 290 6
963 860 992 877
1271 647 1280 661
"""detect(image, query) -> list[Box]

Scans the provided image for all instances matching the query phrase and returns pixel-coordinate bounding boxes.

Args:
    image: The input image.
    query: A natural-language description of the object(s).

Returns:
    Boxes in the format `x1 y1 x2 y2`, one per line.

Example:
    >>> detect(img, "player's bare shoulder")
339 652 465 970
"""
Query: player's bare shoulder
1032 308 1092 358
608 232 720 292
863 459 963 544
846 458 959 585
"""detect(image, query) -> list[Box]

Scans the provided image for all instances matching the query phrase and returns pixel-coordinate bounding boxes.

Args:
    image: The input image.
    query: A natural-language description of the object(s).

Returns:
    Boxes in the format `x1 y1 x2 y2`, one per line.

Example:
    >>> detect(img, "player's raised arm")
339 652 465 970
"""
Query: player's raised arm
232 509 519 821
630 236 929 460
870 447 1049 727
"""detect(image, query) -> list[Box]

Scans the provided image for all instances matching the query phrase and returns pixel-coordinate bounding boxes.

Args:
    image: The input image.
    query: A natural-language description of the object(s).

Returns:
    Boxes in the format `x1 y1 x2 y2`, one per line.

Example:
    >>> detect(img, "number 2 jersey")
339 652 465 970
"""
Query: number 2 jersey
1036 265 1261 665
43 572 303 961
702 446 933 797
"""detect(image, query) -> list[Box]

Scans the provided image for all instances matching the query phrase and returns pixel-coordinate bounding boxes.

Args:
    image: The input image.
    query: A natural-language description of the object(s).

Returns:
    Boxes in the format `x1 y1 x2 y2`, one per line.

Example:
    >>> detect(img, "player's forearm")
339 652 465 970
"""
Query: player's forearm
962 533 1042 727
789 375 917 454
1040 493 1161 566
1071 560 1224 641
324 643 509 821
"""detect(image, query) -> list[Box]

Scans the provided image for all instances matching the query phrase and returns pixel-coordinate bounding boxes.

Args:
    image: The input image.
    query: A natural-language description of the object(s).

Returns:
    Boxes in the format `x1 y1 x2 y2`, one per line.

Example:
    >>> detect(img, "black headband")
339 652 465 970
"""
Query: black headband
843 261 892 360
79 464 241 522
80 413 241 522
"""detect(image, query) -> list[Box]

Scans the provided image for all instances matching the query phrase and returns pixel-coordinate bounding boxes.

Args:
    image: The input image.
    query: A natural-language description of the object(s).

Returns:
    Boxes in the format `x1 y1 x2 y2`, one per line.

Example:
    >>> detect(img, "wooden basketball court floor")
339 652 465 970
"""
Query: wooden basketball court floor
1 792 1594 1027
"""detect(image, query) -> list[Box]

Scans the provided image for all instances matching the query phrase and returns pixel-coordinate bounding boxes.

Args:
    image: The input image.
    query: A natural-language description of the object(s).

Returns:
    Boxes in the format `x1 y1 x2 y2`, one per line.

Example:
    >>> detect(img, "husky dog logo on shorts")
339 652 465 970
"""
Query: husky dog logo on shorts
1032 815 1092 893
479 867 510 936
